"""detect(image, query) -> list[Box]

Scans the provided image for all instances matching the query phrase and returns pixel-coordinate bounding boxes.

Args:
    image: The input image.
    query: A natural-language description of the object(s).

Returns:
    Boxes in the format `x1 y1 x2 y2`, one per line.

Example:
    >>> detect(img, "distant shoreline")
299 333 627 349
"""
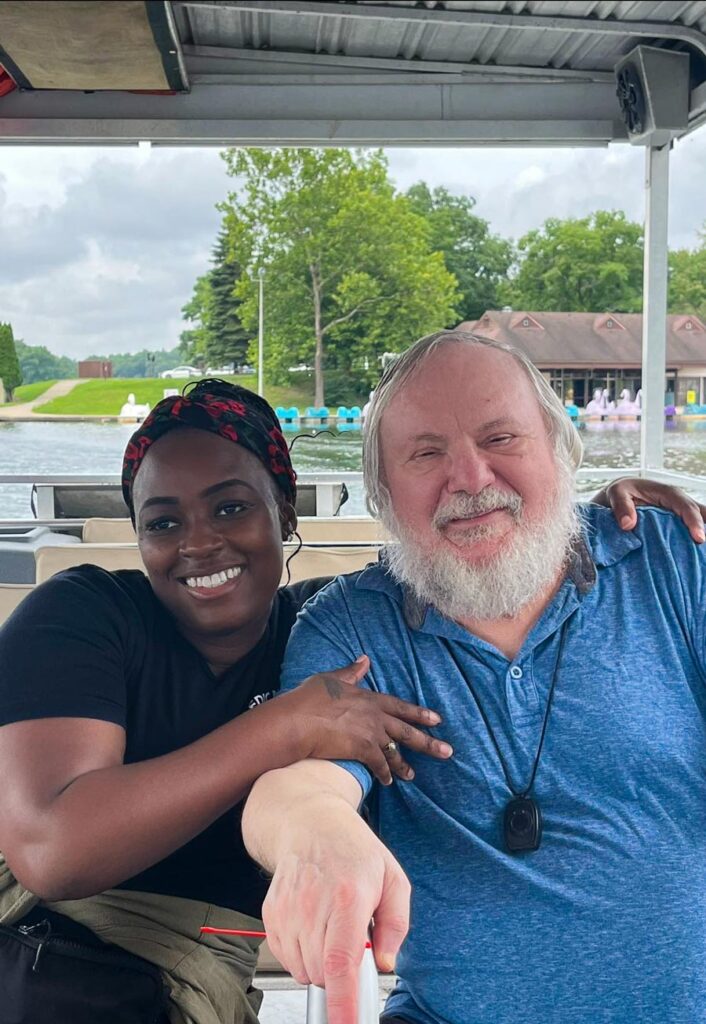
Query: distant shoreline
0 413 123 423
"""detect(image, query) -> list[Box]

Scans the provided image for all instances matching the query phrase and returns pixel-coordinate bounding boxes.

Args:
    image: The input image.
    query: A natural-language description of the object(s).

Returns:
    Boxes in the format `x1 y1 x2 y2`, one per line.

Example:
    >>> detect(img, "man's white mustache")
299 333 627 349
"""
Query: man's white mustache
433 489 523 529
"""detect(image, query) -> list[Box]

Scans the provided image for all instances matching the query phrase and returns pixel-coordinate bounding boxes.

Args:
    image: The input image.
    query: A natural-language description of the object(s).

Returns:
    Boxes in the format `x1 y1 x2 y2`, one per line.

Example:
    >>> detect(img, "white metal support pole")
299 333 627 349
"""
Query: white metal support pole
640 143 670 472
257 267 265 397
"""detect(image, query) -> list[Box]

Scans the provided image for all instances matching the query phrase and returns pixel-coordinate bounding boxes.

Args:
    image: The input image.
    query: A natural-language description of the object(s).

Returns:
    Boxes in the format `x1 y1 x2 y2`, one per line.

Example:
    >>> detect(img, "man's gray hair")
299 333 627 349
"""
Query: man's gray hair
363 330 583 519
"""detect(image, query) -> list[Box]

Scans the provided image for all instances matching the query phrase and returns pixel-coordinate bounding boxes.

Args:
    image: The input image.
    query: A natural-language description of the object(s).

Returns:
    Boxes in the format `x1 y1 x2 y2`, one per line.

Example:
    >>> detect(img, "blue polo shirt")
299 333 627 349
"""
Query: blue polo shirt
281 507 706 1024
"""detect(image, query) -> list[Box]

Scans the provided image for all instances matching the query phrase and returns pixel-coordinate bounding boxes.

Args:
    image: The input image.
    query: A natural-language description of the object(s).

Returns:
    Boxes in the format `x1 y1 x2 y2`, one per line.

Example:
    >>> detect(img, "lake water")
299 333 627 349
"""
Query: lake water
1 419 706 519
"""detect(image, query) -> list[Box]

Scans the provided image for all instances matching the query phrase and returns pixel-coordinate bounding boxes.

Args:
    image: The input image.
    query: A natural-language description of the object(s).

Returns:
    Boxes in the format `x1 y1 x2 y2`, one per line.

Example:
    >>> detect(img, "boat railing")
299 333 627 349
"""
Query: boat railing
0 474 360 520
2 468 705 519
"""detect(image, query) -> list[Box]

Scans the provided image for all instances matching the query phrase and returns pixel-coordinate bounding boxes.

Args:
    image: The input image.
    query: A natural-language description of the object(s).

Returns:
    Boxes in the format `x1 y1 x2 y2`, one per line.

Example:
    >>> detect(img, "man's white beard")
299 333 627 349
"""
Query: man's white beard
382 467 580 622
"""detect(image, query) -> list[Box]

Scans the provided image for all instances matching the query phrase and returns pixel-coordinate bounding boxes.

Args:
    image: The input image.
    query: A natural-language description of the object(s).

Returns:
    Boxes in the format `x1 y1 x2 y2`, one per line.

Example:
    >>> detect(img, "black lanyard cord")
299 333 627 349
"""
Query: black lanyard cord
441 613 573 799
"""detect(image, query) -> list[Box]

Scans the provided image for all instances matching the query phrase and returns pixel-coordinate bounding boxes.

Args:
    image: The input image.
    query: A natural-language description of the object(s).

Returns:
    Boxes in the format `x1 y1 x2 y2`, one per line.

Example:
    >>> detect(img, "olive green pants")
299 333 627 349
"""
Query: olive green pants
1 855 263 1024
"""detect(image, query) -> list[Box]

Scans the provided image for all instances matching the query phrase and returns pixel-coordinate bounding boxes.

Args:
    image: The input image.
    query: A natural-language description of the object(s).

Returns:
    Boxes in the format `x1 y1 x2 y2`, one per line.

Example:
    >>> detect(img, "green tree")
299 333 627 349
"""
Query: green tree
406 183 513 323
669 229 706 318
220 148 459 406
180 273 212 363
0 322 22 400
15 339 76 384
505 211 644 313
180 231 250 368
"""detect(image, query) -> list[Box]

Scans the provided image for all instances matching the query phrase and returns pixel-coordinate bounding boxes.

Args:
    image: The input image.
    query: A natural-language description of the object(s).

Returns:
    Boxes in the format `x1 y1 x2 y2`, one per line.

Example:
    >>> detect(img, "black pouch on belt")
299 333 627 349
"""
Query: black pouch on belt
0 918 168 1024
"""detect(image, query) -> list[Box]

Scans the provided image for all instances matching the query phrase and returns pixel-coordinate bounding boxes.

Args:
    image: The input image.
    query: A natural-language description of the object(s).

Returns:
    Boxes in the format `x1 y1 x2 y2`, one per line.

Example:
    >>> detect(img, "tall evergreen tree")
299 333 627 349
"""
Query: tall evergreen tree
0 322 22 401
206 230 250 368
180 232 250 368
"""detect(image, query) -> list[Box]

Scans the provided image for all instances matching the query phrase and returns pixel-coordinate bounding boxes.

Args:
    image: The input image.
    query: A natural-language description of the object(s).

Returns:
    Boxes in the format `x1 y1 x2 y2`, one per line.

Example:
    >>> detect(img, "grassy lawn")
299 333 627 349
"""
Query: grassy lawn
2 380 57 405
35 377 315 415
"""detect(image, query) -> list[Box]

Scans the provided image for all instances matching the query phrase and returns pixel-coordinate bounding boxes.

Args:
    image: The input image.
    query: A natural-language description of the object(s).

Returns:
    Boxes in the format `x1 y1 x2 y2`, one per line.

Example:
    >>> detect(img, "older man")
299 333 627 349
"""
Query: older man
243 331 706 1024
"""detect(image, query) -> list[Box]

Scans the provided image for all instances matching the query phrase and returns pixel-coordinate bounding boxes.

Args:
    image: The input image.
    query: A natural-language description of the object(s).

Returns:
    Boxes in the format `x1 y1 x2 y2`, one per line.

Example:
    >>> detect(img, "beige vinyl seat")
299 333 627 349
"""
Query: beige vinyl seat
0 584 35 624
35 543 145 583
296 517 389 543
82 518 136 543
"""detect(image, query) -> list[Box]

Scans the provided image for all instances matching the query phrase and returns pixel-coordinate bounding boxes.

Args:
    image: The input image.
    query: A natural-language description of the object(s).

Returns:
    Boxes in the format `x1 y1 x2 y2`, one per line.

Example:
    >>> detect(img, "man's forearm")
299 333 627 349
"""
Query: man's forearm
242 759 363 871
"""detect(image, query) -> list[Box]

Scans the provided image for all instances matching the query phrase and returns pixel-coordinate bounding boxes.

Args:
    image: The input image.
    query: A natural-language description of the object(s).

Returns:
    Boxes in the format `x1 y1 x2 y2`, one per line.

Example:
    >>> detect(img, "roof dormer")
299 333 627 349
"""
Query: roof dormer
673 314 705 333
510 312 542 330
595 313 625 331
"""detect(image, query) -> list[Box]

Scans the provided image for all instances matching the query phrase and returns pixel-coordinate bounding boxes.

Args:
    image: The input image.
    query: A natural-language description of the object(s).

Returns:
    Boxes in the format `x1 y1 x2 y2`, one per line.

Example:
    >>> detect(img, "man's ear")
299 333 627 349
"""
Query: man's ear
280 501 298 540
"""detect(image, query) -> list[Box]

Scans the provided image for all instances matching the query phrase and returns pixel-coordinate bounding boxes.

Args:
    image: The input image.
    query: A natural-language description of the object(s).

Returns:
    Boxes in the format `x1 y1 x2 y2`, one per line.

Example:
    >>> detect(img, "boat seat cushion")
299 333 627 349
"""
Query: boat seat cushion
0 584 34 624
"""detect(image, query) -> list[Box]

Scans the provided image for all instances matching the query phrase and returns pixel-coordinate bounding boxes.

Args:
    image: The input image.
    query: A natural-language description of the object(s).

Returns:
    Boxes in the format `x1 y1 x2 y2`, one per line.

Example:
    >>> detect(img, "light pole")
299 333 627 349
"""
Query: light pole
257 267 265 397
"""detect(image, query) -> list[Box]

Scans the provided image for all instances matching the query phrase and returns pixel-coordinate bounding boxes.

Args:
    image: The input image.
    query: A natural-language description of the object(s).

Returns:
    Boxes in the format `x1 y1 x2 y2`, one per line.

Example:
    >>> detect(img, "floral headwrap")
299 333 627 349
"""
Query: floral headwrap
121 379 296 519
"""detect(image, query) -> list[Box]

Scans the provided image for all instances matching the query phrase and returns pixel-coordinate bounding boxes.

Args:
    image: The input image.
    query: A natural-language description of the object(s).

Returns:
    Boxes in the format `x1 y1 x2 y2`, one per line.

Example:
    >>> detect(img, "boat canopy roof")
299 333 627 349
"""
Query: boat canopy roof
0 0 705 146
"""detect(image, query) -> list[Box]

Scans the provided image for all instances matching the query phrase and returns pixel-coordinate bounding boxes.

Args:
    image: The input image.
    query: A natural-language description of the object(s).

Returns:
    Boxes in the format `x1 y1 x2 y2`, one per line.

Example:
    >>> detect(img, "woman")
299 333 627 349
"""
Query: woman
0 380 450 1024
0 379 701 1024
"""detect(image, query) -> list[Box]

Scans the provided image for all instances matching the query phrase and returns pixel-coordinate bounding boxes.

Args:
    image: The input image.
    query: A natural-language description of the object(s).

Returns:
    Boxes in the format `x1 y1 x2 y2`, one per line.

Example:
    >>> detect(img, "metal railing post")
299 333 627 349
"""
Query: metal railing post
640 143 670 473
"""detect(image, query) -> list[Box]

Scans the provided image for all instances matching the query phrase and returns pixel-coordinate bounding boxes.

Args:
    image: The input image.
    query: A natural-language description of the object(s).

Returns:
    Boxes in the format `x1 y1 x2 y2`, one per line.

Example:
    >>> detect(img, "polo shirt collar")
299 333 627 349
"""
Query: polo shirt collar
581 503 643 567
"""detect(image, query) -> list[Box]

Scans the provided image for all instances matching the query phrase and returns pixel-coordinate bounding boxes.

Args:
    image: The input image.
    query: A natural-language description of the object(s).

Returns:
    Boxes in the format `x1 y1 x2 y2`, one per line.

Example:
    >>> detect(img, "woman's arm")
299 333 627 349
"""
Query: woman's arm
0 657 449 900
593 477 705 542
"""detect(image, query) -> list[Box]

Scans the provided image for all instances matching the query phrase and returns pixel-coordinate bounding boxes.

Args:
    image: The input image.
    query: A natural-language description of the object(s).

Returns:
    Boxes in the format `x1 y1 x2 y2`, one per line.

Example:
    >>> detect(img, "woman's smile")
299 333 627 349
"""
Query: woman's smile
181 565 245 600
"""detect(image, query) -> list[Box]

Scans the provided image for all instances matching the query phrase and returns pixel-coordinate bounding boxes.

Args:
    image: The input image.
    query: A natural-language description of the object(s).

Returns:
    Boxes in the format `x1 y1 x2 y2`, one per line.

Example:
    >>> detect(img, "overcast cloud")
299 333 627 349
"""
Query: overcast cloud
1 132 705 359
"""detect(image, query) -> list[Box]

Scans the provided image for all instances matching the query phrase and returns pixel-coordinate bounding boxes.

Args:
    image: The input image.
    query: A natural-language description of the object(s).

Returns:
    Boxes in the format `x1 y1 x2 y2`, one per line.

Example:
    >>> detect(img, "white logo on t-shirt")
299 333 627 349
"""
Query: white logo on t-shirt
249 690 276 709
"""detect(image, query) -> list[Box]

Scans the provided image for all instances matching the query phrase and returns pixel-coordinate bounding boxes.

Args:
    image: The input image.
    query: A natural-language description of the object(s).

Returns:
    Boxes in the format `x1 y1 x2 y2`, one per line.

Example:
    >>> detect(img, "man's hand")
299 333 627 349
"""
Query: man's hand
263 802 408 1024
243 761 409 1024
594 477 706 543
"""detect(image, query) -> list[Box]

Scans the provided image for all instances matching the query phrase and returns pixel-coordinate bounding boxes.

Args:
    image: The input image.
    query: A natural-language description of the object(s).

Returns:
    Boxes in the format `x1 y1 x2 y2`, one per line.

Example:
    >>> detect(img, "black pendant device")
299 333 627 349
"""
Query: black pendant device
504 796 542 853
442 614 574 856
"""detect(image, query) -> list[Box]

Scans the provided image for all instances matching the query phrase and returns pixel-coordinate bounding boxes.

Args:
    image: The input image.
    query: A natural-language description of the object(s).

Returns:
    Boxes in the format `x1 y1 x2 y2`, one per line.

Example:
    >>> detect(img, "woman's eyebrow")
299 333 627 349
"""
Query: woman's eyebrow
201 477 257 498
140 478 256 511
140 495 178 511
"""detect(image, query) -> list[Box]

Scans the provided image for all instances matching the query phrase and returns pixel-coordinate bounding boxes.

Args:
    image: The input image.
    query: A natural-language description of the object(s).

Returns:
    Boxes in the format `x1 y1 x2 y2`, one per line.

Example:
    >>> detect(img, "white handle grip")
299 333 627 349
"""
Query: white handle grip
306 946 378 1023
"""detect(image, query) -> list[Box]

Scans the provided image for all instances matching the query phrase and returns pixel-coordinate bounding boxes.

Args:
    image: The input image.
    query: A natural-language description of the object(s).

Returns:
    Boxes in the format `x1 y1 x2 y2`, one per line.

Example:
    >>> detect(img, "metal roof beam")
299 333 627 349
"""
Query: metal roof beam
0 116 616 145
182 43 615 82
0 77 622 144
178 1 706 62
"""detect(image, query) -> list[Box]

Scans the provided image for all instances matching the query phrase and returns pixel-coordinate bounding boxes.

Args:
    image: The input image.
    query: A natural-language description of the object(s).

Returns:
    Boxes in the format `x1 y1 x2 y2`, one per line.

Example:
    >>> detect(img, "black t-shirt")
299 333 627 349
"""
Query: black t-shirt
0 565 329 917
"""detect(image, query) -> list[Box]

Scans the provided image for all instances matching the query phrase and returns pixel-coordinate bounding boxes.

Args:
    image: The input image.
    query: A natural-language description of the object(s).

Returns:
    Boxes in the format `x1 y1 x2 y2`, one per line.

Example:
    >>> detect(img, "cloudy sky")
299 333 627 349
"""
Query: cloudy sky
1 130 705 359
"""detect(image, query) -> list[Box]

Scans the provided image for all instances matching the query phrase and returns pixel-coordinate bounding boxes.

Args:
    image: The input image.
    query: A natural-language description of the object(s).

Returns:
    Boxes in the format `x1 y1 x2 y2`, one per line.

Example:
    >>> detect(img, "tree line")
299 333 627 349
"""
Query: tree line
3 148 705 404
179 148 706 406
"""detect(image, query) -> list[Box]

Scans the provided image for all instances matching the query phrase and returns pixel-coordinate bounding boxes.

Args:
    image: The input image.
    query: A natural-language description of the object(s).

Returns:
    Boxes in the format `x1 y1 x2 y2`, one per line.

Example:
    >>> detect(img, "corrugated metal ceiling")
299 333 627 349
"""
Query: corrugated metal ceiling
175 1 706 77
